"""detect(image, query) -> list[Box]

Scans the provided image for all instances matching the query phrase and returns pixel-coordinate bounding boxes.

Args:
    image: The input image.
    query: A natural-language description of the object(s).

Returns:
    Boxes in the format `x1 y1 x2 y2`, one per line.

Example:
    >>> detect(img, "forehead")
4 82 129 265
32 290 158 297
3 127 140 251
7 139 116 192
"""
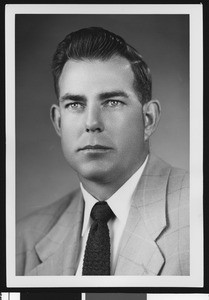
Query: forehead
58 56 136 96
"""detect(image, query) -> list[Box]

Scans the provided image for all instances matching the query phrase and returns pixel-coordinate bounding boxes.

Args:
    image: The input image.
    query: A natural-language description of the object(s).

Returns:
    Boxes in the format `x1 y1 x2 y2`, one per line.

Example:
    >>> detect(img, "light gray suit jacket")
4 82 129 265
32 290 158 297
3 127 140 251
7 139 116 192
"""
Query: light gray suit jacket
16 154 189 275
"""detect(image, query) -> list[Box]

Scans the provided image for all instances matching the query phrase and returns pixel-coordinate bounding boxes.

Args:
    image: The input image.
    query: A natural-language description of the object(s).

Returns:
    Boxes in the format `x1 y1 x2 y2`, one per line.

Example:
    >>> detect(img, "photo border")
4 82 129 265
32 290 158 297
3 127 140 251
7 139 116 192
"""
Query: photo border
6 4 203 287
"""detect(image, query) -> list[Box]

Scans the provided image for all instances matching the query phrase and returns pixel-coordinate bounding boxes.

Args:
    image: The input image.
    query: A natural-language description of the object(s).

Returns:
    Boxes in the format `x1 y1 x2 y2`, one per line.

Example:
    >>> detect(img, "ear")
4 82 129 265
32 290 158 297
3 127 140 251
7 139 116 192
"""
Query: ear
50 104 62 137
143 100 161 141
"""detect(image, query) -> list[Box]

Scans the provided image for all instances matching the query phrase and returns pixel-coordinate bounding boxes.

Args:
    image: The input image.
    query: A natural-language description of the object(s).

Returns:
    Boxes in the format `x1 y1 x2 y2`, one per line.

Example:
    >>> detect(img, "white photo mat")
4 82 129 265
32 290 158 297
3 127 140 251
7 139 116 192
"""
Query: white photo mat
6 4 203 287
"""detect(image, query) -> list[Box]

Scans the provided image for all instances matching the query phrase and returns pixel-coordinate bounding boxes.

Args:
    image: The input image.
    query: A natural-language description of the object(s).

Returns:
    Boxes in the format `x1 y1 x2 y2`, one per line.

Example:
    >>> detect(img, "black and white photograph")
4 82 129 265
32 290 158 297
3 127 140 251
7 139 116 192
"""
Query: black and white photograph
6 4 203 287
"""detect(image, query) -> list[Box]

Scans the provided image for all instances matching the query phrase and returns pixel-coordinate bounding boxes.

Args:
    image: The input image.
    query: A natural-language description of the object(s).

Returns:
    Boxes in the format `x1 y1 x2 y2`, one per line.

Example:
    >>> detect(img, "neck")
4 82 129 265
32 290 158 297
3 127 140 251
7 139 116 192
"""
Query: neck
79 152 148 201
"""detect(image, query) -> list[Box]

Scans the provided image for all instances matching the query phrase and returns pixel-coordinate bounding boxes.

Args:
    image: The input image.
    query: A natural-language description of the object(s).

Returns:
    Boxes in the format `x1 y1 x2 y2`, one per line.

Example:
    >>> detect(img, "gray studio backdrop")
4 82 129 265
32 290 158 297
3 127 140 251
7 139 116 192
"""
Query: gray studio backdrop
16 14 189 220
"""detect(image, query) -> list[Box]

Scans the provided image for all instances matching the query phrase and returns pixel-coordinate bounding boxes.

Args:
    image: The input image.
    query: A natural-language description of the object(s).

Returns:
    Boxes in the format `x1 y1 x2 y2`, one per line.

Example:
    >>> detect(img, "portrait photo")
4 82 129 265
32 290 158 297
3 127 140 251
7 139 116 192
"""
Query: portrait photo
6 4 203 287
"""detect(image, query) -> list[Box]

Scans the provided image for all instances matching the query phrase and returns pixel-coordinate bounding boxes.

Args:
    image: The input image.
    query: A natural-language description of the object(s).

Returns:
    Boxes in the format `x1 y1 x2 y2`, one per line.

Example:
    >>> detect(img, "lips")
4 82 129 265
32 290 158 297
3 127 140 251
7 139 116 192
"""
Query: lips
78 144 112 151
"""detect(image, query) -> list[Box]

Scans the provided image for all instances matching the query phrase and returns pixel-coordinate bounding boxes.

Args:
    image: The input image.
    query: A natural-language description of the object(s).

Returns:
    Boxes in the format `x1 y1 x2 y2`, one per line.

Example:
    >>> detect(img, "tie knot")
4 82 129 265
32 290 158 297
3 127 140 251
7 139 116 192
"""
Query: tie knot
91 201 114 223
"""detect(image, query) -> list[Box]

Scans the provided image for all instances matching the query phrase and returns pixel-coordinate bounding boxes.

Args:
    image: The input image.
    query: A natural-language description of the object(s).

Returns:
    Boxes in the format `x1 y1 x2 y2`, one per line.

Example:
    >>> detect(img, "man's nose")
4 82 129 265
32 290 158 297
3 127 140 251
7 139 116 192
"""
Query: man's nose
85 105 104 133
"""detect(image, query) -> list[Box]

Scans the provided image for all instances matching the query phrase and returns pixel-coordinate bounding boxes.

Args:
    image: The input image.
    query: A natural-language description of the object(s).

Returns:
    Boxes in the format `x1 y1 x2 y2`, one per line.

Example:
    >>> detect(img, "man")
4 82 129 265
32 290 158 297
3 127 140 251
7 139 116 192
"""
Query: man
16 27 189 276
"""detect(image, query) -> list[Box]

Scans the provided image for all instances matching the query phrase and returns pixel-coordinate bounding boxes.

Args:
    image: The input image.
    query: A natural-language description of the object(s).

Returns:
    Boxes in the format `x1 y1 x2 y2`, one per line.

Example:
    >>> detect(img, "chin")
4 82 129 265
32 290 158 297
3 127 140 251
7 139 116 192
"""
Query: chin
81 170 110 183
76 164 113 183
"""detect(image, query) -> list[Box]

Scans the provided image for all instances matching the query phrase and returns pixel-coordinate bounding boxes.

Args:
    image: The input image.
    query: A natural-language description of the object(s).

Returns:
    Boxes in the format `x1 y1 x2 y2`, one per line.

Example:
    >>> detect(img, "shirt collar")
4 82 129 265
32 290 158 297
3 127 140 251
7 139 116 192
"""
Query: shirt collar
80 156 148 236
80 185 98 236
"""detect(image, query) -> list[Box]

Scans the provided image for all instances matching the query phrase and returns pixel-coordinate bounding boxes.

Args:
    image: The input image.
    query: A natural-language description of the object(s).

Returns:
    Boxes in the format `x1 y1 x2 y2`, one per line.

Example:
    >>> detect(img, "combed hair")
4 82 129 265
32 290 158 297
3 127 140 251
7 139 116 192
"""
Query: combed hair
52 27 152 104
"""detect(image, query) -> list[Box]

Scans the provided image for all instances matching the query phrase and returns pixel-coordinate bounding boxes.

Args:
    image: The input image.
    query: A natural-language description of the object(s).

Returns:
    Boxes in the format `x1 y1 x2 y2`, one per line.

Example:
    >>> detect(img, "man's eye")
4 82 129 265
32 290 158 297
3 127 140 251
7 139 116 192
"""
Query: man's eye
105 100 123 107
65 102 84 110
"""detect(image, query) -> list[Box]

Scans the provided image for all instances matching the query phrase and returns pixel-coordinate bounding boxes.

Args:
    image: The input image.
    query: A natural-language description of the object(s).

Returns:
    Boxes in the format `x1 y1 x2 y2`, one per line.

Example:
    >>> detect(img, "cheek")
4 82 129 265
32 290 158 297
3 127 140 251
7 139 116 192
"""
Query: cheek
60 120 77 150
60 113 81 136
113 111 144 143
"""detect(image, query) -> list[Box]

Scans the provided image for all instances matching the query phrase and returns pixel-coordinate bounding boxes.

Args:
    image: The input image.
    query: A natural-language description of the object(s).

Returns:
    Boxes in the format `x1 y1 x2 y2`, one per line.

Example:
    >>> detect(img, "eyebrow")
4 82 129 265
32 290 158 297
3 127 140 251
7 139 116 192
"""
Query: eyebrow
99 91 129 100
59 94 86 102
59 90 129 102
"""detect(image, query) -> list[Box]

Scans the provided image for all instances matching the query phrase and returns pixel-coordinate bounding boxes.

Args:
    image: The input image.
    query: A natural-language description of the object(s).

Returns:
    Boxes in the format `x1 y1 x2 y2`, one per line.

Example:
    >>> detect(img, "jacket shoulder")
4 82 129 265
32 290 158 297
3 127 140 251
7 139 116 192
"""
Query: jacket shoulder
16 189 80 256
150 154 189 192
167 165 189 199
166 164 189 233
160 165 189 275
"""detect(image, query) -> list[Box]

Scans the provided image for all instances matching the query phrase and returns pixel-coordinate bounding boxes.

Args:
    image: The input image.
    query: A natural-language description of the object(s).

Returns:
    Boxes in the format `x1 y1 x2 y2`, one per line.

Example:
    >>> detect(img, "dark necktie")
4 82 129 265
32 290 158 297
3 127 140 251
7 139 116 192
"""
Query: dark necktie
82 201 115 275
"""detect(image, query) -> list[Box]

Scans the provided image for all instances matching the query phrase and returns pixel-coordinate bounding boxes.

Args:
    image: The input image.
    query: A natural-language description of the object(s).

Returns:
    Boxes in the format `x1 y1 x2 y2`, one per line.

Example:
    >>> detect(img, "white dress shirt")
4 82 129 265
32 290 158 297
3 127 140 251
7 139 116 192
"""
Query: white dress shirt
76 156 148 275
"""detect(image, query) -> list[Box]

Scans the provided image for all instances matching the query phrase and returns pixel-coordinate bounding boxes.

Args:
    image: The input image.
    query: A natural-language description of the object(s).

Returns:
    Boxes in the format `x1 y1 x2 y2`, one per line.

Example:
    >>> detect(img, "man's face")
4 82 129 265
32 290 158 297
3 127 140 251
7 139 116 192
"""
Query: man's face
52 56 148 187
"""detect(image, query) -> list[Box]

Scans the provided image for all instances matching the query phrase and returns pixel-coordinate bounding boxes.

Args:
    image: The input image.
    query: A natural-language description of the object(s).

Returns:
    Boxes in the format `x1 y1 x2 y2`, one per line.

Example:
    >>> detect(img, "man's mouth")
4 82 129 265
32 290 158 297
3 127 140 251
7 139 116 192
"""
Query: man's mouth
78 145 112 152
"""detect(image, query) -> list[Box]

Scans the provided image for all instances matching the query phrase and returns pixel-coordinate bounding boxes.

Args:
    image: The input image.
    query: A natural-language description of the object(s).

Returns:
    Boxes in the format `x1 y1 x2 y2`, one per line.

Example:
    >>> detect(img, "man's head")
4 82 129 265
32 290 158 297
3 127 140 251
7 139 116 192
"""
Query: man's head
50 27 161 194
52 27 151 105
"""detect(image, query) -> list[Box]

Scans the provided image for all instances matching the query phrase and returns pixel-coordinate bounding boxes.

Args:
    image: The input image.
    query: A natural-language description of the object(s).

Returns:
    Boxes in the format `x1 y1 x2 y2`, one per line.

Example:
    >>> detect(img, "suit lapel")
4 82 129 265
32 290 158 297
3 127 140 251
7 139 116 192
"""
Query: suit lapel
115 155 171 275
27 155 171 276
27 191 84 275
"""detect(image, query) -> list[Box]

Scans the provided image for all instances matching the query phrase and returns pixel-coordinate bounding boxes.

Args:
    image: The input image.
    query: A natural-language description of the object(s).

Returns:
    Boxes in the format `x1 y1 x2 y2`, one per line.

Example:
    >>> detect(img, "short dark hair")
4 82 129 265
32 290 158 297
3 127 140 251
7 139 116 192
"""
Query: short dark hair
52 27 152 104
